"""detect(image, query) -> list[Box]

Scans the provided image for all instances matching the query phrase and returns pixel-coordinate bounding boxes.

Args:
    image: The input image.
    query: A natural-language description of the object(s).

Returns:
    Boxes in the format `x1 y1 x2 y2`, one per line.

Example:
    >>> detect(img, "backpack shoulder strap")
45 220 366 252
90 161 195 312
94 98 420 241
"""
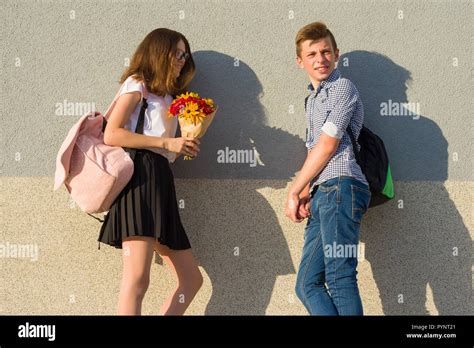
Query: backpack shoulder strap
346 125 361 164
134 82 149 134
304 95 310 143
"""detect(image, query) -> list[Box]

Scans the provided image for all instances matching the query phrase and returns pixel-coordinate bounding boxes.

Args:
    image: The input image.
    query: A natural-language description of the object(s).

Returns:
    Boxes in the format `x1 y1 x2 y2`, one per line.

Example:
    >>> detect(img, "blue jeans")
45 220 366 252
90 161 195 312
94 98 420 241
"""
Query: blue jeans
295 176 371 315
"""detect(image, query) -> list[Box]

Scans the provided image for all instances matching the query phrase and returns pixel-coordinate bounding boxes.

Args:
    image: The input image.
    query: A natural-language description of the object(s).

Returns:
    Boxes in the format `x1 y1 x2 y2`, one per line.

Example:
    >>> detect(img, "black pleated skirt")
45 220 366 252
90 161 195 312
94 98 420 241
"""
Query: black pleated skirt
97 149 191 250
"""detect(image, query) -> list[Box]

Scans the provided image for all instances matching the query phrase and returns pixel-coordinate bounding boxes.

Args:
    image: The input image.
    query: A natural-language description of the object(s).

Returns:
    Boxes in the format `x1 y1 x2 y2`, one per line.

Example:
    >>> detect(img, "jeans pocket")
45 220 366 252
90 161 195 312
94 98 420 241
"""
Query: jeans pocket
351 185 371 223
318 182 338 193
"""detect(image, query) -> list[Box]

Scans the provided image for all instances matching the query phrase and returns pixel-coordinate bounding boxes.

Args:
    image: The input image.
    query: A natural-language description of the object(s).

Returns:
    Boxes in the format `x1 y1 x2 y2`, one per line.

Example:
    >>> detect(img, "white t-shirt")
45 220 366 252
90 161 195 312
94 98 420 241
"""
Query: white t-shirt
118 75 177 163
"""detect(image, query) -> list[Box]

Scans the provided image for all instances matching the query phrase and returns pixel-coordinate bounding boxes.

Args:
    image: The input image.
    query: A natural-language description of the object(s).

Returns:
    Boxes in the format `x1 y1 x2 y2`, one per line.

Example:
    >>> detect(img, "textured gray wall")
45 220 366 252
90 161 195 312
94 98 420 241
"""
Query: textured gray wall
1 0 472 315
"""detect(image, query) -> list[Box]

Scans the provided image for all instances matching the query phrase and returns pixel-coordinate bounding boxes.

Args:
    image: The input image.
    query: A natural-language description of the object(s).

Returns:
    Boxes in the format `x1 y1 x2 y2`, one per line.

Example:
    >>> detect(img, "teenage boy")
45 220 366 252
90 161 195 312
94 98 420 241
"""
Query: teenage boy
285 22 371 315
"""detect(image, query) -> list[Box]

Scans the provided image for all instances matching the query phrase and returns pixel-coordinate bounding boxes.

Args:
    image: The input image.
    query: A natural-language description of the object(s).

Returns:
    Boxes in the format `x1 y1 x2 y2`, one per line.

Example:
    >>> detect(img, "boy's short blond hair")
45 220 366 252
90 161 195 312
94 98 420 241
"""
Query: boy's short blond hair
295 22 338 57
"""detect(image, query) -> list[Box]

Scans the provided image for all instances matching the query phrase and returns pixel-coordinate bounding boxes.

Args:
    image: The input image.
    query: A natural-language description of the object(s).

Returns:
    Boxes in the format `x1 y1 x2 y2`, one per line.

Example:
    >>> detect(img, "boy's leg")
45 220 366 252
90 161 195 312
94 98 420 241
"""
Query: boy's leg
295 188 338 315
318 176 370 316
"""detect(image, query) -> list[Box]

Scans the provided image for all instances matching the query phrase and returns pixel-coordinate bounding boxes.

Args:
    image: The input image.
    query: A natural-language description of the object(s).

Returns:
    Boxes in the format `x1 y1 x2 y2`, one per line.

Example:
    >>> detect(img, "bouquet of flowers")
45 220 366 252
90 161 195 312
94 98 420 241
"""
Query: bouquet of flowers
168 92 218 160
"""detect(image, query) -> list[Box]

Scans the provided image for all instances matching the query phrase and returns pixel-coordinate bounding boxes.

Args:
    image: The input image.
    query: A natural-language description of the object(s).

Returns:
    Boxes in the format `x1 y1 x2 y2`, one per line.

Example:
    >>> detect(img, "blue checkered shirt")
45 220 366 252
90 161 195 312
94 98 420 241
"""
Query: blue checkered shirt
305 68 368 191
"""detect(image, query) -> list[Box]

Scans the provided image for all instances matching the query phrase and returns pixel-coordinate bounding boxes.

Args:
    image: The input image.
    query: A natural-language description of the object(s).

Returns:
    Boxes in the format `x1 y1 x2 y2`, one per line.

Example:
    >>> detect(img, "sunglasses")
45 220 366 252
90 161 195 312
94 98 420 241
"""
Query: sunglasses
175 49 190 62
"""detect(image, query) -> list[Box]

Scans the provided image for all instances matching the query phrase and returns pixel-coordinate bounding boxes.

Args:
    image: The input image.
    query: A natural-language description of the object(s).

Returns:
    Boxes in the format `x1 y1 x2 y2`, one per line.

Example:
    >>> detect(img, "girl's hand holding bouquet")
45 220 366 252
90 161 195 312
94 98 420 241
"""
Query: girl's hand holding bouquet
166 137 201 158
168 92 218 160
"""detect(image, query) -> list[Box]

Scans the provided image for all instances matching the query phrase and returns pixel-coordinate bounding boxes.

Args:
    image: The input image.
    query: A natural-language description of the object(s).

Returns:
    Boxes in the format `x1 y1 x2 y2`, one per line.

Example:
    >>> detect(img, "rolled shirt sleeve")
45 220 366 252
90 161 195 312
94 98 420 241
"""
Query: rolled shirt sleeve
321 79 359 139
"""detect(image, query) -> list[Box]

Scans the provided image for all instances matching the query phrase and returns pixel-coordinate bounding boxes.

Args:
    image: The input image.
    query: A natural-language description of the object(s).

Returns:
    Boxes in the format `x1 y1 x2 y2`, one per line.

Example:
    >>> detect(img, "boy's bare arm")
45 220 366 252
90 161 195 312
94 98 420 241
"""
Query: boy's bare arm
290 132 340 197
299 149 313 199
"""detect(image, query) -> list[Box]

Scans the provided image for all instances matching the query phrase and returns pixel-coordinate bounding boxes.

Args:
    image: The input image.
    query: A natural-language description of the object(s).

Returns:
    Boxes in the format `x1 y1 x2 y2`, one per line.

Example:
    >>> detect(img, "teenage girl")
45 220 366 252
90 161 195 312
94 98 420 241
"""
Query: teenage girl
98 28 203 315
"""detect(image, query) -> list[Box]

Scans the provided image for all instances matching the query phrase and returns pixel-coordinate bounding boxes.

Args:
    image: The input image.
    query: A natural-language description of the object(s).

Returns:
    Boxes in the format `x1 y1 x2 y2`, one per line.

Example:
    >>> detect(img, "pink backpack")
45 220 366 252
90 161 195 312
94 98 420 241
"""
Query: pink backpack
54 82 148 215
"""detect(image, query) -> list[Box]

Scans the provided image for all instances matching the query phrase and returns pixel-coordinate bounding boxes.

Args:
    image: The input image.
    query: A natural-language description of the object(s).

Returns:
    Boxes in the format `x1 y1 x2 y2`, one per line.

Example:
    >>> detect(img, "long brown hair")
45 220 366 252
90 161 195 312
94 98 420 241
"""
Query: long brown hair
120 28 195 96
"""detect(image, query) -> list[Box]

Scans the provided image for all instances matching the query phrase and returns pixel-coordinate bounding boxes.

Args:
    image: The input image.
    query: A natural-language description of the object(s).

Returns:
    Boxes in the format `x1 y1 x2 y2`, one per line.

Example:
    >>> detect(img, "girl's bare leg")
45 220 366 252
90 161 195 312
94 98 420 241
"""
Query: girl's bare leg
117 236 155 315
154 241 203 315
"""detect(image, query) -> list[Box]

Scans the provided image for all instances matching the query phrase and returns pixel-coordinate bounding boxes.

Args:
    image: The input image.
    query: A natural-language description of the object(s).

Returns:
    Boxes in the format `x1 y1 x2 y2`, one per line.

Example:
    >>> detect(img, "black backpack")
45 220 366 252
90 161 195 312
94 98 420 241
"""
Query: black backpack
305 96 394 207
